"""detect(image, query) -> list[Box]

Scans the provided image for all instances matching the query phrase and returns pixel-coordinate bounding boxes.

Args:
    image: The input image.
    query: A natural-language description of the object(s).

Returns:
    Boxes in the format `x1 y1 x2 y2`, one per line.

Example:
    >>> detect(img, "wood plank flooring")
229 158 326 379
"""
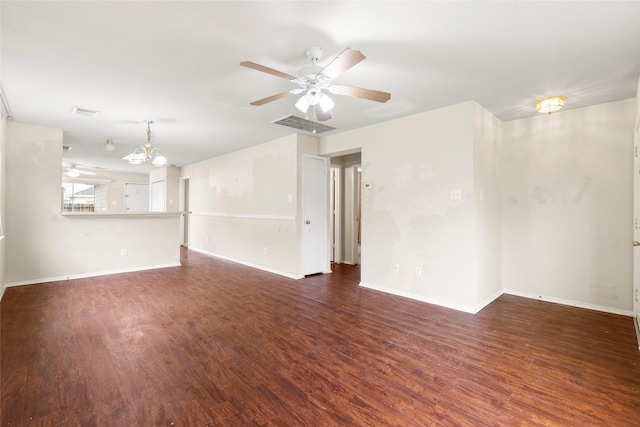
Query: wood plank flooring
2 248 640 425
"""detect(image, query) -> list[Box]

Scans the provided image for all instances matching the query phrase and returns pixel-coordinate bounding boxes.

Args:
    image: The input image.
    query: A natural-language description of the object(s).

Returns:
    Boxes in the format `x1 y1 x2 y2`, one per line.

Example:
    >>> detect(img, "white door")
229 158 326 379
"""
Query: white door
150 180 166 212
634 118 640 347
302 155 328 275
124 182 149 213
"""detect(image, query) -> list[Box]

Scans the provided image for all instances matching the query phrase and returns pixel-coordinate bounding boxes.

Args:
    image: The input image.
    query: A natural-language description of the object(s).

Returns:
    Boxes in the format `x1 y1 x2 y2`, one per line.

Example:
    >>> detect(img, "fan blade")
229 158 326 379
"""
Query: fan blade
66 167 95 176
319 48 366 80
315 104 332 122
76 163 107 170
335 85 391 103
250 91 293 106
240 61 297 81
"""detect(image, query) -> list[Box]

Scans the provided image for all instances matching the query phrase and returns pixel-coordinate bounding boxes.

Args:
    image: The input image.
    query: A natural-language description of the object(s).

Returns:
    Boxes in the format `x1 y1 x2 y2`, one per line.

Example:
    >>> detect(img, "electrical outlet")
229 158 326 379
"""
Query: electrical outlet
263 247 268 255
415 266 422 277
206 236 210 243
393 263 400 272
121 248 128 256
450 189 462 200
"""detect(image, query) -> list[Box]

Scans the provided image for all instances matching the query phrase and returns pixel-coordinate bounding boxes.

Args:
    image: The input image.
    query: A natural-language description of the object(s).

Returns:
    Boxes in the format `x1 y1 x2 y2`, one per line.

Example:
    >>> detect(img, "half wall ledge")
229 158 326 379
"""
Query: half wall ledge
60 212 186 218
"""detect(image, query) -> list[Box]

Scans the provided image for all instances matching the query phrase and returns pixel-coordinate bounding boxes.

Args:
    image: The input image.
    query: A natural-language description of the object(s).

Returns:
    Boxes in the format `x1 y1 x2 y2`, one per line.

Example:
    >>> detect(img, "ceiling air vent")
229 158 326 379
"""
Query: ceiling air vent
71 106 99 117
272 115 335 134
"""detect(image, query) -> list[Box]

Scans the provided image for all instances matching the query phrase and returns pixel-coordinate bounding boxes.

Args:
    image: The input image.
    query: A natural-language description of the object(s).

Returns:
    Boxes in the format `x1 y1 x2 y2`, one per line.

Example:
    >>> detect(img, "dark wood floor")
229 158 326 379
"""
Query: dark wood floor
2 248 640 426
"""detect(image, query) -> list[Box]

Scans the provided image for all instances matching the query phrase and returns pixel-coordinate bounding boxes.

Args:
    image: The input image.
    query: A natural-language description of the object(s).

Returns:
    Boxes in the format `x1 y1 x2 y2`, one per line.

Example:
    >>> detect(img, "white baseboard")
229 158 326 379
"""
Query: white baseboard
5 263 182 288
359 281 484 314
503 289 634 317
189 247 304 280
358 282 633 317
472 289 505 314
634 317 640 352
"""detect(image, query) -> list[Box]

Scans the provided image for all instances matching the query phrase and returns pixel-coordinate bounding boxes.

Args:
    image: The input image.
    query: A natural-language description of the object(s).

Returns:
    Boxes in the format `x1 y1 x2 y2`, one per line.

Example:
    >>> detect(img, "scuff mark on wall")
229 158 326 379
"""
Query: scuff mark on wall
532 185 547 204
531 178 592 205
573 177 592 203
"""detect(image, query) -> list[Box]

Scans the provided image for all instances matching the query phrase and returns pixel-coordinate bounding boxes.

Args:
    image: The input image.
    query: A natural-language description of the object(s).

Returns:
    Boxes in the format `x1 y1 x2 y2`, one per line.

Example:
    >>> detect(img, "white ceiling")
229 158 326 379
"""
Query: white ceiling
2 1 639 173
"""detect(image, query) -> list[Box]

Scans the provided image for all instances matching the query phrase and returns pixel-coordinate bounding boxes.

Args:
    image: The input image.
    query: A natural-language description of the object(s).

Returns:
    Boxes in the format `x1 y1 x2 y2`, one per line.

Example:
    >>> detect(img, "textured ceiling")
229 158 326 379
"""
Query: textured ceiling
2 1 639 173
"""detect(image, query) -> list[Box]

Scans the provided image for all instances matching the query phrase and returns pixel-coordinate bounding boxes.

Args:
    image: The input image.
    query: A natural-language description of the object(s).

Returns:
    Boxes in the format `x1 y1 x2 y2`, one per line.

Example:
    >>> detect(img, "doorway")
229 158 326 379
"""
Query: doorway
344 165 361 265
330 152 362 266
180 177 190 247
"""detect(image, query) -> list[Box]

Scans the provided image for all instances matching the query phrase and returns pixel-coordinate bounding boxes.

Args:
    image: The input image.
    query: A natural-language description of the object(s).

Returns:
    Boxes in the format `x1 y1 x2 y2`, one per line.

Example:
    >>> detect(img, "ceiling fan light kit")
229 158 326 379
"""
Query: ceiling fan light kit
241 47 391 122
64 164 97 178
535 95 566 114
65 168 80 178
104 139 115 152
122 120 168 167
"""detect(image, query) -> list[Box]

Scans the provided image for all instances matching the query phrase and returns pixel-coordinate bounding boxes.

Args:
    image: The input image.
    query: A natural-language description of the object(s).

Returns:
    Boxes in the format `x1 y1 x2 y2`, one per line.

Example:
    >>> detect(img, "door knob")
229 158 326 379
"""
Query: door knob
305 220 311 224
634 241 640 246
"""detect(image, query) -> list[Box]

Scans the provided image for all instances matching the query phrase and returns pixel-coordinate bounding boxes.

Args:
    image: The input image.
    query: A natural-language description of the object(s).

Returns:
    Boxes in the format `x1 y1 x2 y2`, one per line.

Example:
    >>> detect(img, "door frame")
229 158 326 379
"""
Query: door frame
343 165 361 265
634 116 640 350
330 166 342 263
179 176 190 247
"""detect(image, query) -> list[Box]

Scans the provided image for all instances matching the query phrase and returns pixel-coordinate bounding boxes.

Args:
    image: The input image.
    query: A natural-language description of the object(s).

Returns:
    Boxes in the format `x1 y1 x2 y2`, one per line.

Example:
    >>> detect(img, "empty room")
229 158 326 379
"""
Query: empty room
1 1 639 425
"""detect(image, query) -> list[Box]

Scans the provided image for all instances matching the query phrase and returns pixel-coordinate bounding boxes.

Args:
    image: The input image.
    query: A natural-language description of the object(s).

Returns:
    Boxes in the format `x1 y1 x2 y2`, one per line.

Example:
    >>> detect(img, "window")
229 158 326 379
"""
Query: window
62 183 107 213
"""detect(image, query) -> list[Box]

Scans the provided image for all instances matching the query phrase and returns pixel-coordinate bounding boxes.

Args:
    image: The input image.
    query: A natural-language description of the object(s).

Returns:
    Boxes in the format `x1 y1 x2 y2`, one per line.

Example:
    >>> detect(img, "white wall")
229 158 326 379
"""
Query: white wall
181 134 306 278
502 98 636 314
320 101 500 313
5 121 181 286
472 102 503 308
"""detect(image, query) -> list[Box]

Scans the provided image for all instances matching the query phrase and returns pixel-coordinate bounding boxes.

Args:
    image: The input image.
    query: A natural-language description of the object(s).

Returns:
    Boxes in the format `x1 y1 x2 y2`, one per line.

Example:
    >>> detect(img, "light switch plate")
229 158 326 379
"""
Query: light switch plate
450 189 462 200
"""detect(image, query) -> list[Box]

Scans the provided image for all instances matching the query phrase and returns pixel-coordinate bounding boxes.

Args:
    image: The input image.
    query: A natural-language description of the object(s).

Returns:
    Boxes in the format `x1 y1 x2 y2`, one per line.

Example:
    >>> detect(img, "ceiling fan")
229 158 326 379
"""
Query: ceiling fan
240 47 391 121
64 164 97 178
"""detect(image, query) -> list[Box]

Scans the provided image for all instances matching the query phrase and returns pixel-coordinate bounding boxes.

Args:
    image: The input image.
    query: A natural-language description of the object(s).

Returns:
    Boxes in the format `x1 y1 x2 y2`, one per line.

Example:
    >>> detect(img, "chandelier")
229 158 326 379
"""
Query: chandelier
123 120 167 166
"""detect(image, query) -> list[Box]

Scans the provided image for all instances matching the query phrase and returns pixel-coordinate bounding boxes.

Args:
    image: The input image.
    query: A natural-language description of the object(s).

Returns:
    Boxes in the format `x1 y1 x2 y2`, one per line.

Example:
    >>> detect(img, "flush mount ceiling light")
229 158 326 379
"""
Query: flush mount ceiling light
104 139 115 152
534 96 566 115
122 120 167 167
